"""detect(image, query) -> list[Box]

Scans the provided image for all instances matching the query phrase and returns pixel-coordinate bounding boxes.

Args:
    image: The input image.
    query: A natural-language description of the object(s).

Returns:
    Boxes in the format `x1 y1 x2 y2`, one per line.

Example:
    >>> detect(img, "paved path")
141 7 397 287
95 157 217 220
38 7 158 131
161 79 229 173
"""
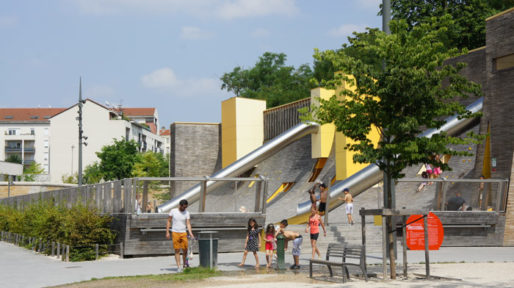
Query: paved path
2 241 514 288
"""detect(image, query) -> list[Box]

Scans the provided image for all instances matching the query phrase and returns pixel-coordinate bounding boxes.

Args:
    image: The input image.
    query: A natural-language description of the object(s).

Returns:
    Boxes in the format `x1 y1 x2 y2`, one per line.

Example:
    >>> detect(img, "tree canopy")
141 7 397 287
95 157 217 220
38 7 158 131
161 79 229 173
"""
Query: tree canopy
96 139 140 181
220 52 316 108
307 17 482 180
387 0 513 50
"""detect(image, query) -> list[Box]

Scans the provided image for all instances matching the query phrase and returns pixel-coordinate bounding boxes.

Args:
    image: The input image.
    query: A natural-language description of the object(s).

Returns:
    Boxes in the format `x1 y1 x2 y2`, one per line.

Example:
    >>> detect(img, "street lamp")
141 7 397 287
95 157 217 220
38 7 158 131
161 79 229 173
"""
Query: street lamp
71 145 75 174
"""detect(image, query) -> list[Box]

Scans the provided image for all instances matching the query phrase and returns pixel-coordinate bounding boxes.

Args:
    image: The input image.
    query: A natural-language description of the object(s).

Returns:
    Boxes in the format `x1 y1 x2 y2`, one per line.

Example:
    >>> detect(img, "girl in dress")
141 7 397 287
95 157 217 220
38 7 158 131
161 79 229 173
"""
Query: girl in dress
238 218 261 268
264 223 276 268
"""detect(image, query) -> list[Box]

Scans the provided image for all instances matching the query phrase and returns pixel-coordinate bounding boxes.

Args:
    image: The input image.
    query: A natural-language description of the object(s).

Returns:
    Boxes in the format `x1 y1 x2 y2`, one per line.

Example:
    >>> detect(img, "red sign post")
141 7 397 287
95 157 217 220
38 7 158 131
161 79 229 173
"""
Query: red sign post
406 212 444 250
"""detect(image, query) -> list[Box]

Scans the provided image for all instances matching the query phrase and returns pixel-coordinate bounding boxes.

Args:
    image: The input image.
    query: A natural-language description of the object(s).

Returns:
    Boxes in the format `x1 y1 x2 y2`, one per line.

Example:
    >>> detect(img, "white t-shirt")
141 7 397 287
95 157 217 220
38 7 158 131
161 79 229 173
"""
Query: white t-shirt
169 208 190 233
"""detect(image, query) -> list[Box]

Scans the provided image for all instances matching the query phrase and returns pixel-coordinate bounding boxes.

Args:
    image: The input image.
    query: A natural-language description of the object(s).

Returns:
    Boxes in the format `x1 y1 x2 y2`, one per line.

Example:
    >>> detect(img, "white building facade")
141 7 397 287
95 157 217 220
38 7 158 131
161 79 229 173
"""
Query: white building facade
49 100 164 183
0 108 65 175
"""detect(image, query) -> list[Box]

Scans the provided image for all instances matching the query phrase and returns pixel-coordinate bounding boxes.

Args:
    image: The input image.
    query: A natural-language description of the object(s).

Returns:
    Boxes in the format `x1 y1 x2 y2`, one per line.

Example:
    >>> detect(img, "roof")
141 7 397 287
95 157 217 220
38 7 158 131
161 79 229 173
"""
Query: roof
147 122 157 134
159 129 171 136
0 108 66 123
116 108 156 117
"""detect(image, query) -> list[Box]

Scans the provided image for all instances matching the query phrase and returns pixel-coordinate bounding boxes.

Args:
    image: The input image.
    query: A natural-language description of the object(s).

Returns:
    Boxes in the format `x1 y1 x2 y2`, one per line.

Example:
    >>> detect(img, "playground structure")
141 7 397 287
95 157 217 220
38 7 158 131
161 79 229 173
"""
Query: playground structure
1 7 513 259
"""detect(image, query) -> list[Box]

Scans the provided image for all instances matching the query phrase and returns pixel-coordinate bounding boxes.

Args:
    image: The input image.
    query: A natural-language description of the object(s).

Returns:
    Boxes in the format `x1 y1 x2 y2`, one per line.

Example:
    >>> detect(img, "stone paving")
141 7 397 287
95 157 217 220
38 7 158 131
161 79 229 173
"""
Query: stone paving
2 240 514 288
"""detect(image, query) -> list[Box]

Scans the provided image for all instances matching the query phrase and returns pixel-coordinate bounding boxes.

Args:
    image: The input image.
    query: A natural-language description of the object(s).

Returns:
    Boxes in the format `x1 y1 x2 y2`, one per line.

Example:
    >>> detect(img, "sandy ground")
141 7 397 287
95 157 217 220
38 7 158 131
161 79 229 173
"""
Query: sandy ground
55 262 514 288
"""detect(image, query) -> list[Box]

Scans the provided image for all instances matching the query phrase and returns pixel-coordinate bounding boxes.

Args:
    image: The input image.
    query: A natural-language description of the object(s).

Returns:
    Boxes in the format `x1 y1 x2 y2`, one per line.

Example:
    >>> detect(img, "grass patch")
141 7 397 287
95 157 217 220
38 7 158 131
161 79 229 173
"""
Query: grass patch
91 267 220 282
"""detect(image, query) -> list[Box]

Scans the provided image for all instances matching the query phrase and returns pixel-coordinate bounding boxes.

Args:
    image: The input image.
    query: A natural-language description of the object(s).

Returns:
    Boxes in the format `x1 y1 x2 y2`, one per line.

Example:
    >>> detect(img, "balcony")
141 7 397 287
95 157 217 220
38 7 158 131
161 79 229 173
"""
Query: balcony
5 147 35 153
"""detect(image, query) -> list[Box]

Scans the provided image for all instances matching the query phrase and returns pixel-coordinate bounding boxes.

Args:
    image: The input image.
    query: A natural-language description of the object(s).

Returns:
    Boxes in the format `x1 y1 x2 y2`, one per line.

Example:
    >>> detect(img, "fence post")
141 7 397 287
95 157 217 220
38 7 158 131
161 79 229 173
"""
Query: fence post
120 242 124 259
496 181 504 212
95 244 99 260
57 243 61 258
66 245 70 262
199 177 207 212
254 180 261 212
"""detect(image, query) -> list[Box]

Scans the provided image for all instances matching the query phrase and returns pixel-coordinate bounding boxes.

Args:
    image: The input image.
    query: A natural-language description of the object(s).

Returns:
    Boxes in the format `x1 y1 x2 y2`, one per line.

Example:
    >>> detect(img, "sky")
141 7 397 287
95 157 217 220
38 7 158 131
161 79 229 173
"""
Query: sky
0 0 383 129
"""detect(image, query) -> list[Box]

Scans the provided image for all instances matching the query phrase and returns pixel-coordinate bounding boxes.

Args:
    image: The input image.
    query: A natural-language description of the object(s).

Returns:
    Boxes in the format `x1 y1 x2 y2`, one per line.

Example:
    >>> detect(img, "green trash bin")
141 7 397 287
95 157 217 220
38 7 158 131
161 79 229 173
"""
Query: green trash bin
198 231 218 268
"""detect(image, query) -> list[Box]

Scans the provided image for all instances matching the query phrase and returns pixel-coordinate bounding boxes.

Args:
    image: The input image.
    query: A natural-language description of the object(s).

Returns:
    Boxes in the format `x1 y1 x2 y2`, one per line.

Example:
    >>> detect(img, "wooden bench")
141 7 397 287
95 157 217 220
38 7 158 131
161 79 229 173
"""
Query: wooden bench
309 243 368 283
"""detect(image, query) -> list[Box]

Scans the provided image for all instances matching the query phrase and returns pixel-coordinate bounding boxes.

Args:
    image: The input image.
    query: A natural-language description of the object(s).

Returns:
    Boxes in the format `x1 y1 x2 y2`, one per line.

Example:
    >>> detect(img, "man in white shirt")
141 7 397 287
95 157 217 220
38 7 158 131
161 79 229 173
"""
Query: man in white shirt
166 199 194 272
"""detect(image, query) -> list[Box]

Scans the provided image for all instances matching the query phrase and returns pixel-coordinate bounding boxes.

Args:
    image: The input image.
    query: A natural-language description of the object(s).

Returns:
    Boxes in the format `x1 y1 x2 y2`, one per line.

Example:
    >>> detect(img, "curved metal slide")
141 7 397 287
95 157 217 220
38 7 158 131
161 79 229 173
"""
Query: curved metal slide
157 122 320 212
158 97 483 216
295 97 483 216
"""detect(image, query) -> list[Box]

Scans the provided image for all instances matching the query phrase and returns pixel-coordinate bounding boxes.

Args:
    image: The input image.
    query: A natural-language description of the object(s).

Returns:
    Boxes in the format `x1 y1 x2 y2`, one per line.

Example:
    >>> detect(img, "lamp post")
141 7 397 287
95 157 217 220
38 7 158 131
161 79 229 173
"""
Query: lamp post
71 145 75 175
77 78 87 186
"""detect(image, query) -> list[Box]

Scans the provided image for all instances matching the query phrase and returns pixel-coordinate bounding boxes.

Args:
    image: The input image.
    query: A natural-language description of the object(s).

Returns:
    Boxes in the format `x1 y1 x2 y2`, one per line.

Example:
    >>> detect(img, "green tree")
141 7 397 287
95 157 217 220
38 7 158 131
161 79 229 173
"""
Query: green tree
83 163 103 184
96 139 139 181
23 162 45 182
132 152 168 177
307 18 482 276
387 0 512 50
221 52 315 107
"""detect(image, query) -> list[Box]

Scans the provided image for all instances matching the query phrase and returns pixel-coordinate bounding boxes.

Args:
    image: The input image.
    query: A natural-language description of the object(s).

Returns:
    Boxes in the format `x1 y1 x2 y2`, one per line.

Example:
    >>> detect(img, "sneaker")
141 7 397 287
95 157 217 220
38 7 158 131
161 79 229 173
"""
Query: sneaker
177 267 183 273
294 265 301 269
290 264 297 269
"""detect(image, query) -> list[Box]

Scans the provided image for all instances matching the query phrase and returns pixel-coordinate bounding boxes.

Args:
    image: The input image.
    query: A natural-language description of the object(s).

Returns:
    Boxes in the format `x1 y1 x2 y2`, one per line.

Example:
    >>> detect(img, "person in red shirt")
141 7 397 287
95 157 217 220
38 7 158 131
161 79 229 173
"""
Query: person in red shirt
305 207 326 259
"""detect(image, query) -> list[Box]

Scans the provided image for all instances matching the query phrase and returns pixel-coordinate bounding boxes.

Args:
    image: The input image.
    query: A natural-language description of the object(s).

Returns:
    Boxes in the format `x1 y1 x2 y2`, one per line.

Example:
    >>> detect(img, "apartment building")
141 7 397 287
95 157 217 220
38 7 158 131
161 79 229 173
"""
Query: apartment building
159 128 171 156
0 108 65 173
49 99 164 183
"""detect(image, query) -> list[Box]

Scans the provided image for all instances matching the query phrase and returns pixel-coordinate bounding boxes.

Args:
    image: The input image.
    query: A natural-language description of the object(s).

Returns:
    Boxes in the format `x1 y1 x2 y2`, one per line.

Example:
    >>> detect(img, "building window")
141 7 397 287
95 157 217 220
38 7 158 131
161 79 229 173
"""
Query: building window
8 129 18 135
44 140 49 148
30 128 35 135
44 128 49 136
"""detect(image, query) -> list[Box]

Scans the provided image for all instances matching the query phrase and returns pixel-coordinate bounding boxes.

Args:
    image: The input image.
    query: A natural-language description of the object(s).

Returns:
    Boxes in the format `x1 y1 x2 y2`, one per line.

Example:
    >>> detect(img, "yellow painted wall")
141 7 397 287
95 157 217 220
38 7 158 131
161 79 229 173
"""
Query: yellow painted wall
311 88 336 158
334 75 381 180
221 97 266 168
221 98 237 168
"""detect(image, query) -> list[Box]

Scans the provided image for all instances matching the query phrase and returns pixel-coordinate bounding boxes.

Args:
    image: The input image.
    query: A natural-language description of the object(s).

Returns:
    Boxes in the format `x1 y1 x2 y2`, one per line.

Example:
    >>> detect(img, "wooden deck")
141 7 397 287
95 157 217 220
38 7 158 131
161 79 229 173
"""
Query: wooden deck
115 212 266 257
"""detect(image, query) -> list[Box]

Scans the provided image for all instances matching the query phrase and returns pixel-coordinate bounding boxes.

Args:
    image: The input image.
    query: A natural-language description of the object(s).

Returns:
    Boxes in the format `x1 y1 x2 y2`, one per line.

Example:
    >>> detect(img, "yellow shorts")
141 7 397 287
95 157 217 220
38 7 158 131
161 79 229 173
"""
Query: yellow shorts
172 232 188 250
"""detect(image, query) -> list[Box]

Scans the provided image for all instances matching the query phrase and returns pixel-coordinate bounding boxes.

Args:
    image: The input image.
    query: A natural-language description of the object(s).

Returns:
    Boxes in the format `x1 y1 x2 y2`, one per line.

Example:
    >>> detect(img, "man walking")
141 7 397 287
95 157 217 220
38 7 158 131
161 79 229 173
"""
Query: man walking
166 199 194 272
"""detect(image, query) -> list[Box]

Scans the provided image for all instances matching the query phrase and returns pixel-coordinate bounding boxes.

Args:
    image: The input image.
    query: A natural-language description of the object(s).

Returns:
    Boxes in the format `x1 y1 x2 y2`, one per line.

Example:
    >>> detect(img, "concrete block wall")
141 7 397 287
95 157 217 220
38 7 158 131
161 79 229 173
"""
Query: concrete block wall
474 9 514 181
169 123 221 197
503 153 514 246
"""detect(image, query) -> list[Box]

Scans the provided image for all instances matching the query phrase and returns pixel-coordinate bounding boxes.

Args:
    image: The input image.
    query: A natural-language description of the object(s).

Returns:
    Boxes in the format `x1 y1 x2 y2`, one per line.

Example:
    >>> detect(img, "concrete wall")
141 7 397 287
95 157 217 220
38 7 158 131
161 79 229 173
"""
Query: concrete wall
170 122 221 196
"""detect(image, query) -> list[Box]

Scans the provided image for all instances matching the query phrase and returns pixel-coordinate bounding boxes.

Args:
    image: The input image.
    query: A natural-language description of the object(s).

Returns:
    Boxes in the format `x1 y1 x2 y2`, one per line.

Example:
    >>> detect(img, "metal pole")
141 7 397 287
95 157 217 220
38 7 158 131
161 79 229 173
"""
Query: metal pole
382 0 391 35
423 215 430 279
361 208 366 269
7 175 11 198
382 215 387 279
496 182 504 212
209 233 213 269
402 215 407 278
78 77 84 187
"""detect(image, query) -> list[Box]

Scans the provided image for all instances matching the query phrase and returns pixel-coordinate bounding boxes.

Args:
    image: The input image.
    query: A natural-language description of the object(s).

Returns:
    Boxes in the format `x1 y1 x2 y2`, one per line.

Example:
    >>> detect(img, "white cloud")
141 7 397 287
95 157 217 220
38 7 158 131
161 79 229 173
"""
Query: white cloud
141 67 179 88
328 24 367 38
251 28 270 38
70 0 298 19
180 26 214 40
141 67 222 97
0 16 18 28
216 0 298 20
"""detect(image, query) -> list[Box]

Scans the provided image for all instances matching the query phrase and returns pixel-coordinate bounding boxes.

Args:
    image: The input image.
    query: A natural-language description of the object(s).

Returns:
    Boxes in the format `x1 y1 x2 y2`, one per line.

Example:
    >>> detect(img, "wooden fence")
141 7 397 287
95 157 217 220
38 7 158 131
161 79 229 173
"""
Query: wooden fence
0 178 137 214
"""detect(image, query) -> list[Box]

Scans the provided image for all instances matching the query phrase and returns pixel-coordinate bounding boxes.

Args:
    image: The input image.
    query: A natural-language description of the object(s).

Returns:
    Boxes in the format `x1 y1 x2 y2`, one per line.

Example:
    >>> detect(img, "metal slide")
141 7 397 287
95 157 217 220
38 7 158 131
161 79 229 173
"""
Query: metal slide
295 97 484 216
157 122 320 212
